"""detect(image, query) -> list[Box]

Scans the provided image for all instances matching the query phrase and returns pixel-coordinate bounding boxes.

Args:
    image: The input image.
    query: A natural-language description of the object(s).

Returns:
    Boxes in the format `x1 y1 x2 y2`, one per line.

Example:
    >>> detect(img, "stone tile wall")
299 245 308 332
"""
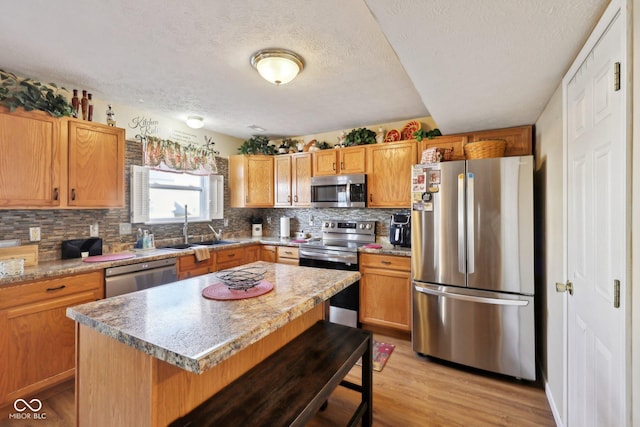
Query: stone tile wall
0 143 409 261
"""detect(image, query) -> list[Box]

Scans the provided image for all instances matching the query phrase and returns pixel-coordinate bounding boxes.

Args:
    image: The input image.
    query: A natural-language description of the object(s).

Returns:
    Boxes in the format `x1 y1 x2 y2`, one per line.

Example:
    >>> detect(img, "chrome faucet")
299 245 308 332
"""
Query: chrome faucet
208 224 222 241
183 204 189 244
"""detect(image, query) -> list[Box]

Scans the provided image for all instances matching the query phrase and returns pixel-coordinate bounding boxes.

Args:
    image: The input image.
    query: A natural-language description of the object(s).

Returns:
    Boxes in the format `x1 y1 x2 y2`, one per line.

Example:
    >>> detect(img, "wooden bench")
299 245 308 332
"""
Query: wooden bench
169 320 373 427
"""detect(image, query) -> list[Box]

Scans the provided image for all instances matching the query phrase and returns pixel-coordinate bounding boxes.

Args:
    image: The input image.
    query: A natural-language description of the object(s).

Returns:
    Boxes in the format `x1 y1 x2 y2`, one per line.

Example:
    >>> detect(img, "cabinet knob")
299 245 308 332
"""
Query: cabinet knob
46 285 66 292
369 194 373 202
381 260 392 265
332 162 336 171
341 161 344 169
293 195 298 203
288 195 291 202
53 187 59 201
71 188 76 201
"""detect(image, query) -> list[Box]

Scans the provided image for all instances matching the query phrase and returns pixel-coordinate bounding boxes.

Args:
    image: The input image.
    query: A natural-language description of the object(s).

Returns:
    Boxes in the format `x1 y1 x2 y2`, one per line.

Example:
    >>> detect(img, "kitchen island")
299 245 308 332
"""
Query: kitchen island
66 261 360 426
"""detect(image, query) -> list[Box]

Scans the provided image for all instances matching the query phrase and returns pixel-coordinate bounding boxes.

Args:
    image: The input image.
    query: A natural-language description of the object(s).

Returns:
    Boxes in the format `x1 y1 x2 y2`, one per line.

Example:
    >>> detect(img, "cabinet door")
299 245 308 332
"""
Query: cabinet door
245 156 274 207
366 141 417 207
359 266 411 332
467 125 532 157
419 135 468 161
0 108 61 208
177 254 212 279
339 146 366 174
244 245 260 263
291 153 312 206
0 273 103 406
274 155 292 207
67 120 125 207
312 150 338 176
261 245 277 262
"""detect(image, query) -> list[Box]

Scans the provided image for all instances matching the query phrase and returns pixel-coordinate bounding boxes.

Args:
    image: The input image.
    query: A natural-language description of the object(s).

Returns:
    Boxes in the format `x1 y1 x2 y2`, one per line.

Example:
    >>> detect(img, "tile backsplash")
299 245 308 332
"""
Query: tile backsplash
0 141 409 261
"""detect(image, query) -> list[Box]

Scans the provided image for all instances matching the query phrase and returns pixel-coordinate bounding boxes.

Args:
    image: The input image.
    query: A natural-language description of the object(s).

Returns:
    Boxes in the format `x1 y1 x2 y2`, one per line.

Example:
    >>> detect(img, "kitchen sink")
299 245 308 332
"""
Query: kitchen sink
159 243 199 250
197 240 237 246
159 241 237 250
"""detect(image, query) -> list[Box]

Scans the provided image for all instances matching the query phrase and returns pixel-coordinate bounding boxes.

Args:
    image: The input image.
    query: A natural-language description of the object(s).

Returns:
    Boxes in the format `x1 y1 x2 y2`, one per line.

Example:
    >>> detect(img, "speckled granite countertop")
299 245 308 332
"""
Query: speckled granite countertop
0 237 408 288
66 261 360 374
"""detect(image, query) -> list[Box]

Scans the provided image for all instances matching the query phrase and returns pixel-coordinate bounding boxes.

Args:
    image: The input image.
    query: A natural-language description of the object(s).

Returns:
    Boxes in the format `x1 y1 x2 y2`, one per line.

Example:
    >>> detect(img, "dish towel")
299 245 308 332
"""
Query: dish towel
194 247 210 262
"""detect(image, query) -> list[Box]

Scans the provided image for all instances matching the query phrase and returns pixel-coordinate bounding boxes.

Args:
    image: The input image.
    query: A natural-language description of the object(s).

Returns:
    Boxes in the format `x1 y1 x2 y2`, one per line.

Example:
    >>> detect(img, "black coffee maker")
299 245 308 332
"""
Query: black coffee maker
389 213 411 248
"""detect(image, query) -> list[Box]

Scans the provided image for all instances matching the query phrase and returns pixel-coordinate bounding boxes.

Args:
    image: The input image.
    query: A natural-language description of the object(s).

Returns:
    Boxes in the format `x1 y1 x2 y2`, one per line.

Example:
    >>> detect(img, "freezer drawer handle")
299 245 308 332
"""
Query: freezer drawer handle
414 285 529 306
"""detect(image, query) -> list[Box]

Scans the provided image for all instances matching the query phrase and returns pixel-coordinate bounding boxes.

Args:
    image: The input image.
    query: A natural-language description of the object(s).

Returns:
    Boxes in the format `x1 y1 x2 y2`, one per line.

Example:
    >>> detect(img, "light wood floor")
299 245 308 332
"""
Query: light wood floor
0 333 554 427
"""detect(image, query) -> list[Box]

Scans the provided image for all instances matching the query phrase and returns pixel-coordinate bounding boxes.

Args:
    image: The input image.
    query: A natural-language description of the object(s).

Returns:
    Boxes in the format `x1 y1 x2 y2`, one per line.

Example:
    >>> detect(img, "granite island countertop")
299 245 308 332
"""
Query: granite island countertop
66 261 360 375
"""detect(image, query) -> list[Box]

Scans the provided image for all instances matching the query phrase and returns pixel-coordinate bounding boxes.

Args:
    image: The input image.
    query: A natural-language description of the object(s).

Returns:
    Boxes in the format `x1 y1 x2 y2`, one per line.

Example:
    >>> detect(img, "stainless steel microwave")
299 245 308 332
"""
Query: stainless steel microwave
310 174 367 208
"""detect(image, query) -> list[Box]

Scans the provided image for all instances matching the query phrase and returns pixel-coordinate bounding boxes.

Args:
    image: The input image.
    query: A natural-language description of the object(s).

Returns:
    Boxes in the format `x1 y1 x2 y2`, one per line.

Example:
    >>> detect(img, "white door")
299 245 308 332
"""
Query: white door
565 7 627 427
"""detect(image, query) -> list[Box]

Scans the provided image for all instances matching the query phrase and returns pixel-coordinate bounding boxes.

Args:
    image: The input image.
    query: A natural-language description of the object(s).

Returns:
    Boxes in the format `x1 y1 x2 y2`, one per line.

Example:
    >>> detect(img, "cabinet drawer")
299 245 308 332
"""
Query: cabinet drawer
277 246 299 260
178 253 213 270
360 253 410 271
216 247 245 270
0 271 104 310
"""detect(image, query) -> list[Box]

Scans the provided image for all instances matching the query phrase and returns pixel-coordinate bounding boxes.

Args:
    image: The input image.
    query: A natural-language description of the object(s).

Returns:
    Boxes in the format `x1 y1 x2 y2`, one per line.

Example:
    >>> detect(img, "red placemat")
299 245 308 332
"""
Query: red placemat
362 244 382 249
202 280 273 300
82 253 136 263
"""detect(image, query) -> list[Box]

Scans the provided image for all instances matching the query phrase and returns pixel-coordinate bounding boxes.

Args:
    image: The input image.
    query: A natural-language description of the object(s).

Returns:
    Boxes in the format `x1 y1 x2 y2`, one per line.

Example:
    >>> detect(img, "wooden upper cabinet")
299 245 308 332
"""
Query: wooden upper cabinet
366 141 417 208
66 119 125 208
312 150 338 176
466 125 532 157
0 108 61 208
338 146 366 174
0 108 125 209
312 146 366 176
291 153 312 206
274 153 312 207
229 155 274 207
274 155 292 207
419 135 468 161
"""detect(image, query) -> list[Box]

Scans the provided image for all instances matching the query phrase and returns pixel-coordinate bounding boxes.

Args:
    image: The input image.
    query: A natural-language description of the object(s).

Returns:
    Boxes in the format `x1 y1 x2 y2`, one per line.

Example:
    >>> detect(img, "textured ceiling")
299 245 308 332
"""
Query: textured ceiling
0 0 607 139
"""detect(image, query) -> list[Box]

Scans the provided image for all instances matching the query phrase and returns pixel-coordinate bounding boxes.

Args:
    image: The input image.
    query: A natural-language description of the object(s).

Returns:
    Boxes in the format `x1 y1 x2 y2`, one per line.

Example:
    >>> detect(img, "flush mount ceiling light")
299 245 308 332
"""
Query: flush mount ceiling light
186 115 204 129
250 48 305 85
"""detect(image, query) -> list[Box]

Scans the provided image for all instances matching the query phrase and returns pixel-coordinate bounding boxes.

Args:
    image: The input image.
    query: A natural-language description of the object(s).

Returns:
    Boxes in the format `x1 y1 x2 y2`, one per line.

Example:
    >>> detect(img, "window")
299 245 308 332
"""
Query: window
131 165 223 224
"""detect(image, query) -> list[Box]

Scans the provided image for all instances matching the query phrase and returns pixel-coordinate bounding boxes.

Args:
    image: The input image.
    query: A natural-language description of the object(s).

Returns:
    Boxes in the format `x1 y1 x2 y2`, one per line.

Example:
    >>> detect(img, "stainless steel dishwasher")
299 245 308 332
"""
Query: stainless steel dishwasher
105 258 177 297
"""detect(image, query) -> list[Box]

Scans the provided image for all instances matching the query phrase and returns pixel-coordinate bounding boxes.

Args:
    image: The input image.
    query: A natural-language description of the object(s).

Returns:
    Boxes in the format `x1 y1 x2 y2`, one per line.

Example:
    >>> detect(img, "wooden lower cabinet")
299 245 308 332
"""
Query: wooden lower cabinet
0 271 103 406
276 246 299 266
177 253 214 279
215 247 246 270
359 253 411 332
261 245 277 262
244 244 260 263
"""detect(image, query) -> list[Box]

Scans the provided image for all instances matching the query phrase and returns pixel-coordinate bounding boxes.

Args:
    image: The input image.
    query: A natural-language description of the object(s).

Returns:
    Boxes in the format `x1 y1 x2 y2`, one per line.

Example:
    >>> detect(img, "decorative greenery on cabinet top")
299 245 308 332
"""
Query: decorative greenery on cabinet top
0 69 74 117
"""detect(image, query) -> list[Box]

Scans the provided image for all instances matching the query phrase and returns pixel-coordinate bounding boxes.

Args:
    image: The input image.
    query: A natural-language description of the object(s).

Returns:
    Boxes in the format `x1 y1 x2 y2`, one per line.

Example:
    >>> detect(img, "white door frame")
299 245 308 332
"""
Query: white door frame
561 0 631 425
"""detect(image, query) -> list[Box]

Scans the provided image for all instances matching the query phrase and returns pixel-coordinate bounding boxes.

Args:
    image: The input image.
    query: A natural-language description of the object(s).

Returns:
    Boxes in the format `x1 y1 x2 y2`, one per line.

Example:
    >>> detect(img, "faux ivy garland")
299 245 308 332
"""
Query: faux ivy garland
0 69 74 117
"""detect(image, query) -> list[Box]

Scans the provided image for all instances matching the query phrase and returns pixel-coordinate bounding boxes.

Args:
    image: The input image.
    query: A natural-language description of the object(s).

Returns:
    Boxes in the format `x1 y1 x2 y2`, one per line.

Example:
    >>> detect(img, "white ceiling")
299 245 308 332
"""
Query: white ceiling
0 0 607 139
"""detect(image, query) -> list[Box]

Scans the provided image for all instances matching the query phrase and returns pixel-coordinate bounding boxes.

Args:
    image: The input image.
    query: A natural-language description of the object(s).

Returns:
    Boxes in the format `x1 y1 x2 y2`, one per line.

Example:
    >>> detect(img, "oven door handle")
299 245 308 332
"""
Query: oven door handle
299 250 357 263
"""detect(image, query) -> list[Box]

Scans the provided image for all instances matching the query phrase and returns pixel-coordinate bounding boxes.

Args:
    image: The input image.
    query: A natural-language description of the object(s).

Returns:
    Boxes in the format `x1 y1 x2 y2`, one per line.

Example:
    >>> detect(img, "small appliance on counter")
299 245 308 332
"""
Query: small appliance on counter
61 238 103 259
389 213 411 247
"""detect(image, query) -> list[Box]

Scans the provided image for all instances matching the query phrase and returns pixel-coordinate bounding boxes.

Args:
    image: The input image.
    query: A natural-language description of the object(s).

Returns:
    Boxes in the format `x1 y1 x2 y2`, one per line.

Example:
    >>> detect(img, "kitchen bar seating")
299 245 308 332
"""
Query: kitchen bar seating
169 321 373 427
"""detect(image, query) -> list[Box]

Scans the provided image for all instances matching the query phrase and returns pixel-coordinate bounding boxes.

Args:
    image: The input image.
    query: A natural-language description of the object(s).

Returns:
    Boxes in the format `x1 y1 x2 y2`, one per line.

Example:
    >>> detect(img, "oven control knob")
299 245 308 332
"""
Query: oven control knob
330 222 335 228
365 224 372 229
359 224 365 229
324 222 329 228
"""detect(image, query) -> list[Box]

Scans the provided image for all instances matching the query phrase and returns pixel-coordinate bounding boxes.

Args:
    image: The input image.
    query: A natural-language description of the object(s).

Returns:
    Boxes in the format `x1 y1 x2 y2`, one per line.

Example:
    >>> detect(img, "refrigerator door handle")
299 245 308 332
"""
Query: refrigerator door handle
457 173 465 274
414 285 529 306
466 172 475 274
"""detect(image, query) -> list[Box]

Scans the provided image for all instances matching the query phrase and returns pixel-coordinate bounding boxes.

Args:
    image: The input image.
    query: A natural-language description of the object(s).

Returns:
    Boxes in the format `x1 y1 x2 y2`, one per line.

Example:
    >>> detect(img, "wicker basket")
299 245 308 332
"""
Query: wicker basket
464 139 506 159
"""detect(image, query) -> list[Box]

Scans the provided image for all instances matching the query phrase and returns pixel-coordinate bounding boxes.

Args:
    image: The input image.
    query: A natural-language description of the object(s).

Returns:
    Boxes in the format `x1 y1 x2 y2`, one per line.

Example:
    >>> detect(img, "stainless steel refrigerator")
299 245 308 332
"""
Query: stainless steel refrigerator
411 155 535 380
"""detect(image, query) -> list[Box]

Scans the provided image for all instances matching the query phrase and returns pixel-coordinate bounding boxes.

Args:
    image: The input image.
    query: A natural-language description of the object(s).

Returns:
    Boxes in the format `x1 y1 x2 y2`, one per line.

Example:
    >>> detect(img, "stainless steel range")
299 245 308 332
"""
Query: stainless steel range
299 219 376 327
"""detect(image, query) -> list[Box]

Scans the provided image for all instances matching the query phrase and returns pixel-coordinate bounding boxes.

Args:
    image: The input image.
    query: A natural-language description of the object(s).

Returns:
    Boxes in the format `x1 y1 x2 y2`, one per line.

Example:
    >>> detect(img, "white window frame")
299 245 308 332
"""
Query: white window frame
131 165 223 224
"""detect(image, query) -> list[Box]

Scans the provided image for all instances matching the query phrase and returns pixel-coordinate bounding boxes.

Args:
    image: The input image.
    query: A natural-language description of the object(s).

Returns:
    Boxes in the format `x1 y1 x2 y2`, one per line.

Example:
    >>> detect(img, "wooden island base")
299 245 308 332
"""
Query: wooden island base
75 304 324 427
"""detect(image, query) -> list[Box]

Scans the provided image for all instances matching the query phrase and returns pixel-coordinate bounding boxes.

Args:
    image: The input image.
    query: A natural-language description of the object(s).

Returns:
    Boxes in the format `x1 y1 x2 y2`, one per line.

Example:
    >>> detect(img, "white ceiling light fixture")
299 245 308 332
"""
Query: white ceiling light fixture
186 115 204 129
250 48 305 85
